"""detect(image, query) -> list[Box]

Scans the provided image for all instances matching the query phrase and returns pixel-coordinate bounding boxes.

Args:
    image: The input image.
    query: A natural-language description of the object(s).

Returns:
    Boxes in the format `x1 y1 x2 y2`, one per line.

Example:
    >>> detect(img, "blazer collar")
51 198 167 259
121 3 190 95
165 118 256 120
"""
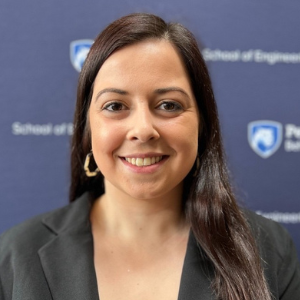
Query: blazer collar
38 193 99 300
178 232 214 300
37 193 214 300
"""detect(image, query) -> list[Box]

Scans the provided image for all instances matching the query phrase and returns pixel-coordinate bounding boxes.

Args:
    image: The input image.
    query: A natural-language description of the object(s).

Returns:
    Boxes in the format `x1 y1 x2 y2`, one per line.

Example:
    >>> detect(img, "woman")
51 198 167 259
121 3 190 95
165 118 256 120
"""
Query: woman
1 13 299 300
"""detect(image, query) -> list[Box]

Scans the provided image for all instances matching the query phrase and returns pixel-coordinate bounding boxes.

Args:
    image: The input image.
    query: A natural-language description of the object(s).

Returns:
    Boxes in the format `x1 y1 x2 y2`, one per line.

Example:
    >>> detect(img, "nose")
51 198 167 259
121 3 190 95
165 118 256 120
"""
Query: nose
126 106 160 142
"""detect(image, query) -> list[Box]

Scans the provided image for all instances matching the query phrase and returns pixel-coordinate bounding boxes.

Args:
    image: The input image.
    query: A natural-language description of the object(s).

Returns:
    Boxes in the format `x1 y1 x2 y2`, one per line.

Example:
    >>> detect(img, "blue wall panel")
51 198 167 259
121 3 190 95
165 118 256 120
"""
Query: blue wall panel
1 0 299 256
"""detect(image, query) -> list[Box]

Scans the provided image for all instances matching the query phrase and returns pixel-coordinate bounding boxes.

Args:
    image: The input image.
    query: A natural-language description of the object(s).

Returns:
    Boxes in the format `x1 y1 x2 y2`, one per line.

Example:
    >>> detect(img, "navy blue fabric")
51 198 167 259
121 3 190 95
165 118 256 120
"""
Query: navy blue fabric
0 1 299 257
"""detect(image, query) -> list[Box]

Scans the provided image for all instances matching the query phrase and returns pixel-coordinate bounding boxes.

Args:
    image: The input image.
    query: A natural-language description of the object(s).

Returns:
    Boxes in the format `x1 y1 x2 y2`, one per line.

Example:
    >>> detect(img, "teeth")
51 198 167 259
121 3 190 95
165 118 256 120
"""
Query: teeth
125 156 163 167
136 158 143 166
144 157 151 166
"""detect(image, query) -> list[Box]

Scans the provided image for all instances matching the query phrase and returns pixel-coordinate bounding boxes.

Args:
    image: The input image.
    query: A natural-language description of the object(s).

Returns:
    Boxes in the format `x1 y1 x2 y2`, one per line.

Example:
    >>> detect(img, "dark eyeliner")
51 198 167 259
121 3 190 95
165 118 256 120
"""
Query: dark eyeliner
159 101 183 111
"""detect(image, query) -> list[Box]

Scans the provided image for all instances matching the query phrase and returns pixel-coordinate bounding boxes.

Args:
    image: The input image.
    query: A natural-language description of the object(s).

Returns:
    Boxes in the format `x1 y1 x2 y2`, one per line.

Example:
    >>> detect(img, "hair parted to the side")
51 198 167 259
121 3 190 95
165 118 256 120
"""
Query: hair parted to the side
70 13 272 300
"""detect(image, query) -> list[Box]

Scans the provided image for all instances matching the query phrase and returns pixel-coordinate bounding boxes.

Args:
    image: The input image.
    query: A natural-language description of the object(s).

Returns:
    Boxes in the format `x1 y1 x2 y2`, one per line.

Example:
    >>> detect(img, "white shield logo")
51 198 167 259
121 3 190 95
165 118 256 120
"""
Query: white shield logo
248 120 283 158
70 39 94 72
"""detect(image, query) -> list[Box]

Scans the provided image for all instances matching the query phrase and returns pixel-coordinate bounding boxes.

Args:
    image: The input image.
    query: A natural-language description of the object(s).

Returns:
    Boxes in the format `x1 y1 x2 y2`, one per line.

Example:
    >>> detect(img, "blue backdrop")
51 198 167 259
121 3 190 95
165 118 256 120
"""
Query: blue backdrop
1 0 299 257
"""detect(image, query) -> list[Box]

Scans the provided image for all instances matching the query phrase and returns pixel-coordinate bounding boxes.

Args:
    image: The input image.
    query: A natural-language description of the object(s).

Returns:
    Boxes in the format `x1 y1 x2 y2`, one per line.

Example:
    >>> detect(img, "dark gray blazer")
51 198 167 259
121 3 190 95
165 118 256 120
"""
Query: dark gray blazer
1 193 300 300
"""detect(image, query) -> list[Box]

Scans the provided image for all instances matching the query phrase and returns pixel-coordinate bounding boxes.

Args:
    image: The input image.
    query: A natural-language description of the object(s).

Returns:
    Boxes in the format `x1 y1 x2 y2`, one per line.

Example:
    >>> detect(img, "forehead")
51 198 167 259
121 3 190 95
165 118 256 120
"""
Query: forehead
93 39 192 89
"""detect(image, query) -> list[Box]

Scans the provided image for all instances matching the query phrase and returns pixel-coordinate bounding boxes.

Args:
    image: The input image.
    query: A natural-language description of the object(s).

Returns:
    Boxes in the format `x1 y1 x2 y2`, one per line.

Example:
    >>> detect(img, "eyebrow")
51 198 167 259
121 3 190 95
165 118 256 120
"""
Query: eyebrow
95 86 190 101
95 88 128 101
154 87 190 98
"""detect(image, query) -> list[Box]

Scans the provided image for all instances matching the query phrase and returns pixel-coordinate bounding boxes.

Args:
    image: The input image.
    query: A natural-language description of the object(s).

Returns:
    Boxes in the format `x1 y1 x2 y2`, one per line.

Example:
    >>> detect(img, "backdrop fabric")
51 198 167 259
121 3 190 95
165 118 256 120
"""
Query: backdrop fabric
0 0 299 257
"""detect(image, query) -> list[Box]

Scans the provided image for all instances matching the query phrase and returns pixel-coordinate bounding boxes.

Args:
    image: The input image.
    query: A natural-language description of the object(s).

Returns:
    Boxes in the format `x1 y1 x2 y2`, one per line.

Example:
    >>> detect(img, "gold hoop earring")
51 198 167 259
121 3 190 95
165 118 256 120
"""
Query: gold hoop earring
193 155 200 177
84 152 100 177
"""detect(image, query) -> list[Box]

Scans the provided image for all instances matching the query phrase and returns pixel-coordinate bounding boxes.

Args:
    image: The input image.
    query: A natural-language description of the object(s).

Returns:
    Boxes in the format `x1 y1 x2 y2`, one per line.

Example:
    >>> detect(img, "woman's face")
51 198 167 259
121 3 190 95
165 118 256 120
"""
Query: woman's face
89 39 199 200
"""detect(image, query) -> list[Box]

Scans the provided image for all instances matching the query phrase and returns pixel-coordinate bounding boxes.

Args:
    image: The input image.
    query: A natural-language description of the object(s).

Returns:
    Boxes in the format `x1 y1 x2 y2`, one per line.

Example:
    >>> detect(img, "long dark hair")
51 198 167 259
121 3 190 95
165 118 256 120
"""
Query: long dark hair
70 13 272 300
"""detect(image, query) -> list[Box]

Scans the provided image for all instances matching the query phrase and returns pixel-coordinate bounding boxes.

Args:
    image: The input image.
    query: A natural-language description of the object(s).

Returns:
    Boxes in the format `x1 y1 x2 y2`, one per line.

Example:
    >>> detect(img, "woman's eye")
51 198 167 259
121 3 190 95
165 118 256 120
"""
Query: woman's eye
158 101 182 112
102 102 127 112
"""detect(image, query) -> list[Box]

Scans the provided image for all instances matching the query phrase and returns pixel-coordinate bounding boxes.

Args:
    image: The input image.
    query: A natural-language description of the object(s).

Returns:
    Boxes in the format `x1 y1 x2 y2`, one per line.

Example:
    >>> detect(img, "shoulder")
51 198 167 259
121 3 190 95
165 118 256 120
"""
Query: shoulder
0 194 92 299
243 209 298 263
0 193 91 257
0 210 58 299
243 209 300 299
244 209 293 256
0 194 89 258
0 209 59 261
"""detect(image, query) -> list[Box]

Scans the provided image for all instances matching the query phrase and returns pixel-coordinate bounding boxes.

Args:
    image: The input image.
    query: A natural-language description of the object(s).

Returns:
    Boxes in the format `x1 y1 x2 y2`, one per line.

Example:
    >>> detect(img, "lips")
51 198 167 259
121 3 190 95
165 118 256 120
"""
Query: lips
124 156 163 167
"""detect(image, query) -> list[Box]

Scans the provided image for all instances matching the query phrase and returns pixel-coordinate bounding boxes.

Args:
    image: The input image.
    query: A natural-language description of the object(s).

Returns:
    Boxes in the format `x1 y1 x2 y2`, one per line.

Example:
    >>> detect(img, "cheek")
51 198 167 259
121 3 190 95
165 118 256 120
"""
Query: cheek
166 117 199 151
177 119 199 168
89 117 124 164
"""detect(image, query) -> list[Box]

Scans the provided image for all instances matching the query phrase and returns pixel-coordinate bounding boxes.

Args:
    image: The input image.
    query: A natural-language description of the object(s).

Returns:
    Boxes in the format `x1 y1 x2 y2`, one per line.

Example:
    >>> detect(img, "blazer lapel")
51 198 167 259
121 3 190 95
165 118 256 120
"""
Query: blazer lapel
38 193 99 300
178 232 215 300
37 194 215 300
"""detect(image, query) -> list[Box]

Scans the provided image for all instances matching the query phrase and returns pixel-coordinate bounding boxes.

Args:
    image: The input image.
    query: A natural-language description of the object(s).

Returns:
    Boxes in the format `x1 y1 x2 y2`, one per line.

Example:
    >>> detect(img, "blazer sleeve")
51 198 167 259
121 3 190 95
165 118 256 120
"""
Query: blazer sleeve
0 217 54 300
245 210 300 300
276 228 300 300
0 272 4 300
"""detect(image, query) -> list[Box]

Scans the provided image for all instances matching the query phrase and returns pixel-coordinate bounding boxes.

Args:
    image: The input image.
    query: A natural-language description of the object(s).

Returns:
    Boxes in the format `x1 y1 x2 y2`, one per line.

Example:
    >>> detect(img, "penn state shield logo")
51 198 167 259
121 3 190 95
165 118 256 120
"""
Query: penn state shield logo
248 120 283 158
70 39 94 72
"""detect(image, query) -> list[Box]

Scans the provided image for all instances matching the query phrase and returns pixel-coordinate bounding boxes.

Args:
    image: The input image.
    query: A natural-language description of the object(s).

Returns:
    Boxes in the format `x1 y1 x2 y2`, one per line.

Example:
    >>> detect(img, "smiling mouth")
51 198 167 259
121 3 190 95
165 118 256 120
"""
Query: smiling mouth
124 156 164 167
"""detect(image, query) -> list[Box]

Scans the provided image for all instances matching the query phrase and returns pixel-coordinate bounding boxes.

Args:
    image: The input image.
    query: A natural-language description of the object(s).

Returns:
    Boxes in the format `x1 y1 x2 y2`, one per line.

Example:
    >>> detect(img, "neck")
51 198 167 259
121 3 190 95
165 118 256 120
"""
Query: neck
90 180 188 243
